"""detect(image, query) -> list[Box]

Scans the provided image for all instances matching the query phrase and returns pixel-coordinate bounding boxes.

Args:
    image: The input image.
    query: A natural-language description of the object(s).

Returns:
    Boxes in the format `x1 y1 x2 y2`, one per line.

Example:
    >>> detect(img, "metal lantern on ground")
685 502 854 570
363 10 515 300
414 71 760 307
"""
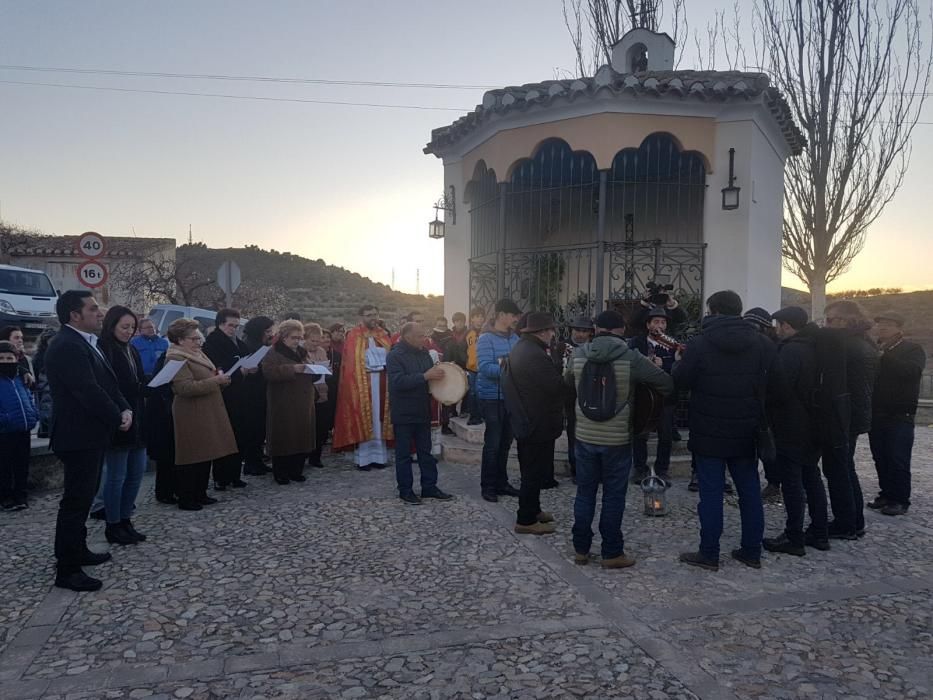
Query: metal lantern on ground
641 473 669 516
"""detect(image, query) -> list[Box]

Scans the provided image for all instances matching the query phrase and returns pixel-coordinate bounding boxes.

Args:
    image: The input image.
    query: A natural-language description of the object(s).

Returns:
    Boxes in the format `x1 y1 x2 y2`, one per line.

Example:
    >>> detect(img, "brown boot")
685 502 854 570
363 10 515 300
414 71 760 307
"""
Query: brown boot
601 553 636 569
514 522 556 535
574 552 589 566
536 511 555 523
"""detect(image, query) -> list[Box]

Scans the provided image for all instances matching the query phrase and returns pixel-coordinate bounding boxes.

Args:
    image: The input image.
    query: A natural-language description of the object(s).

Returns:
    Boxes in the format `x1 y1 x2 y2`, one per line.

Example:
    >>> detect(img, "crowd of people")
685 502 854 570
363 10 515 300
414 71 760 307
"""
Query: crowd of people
0 286 925 591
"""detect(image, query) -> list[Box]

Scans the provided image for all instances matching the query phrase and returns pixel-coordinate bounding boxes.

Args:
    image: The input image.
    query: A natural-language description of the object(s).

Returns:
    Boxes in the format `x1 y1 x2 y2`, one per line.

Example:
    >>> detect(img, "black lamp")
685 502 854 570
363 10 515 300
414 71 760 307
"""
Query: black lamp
721 148 741 211
428 186 456 239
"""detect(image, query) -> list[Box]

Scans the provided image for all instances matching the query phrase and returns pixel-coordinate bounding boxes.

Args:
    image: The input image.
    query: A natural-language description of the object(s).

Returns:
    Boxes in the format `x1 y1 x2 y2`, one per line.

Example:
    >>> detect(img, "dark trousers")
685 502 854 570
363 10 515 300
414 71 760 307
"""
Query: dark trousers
762 456 782 487
155 459 176 500
212 453 242 485
869 416 914 507
822 434 864 533
695 454 764 560
566 412 577 477
273 454 305 481
466 372 481 418
0 430 31 503
633 403 675 475
516 440 553 525
572 441 632 558
243 444 265 470
309 401 331 464
176 462 211 506
54 449 104 574
778 449 828 544
480 399 513 493
394 422 438 495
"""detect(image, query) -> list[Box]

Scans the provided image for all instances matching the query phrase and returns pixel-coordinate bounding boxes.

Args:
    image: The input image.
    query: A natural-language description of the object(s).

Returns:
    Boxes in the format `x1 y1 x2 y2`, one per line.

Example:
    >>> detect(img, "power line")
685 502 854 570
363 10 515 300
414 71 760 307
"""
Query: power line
0 64 499 91
0 79 471 111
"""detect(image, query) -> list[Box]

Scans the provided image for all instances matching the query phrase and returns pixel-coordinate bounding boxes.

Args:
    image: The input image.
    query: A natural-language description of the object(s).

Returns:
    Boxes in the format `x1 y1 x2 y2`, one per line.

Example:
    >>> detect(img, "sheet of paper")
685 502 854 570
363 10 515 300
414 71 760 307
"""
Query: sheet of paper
147 359 185 388
304 364 333 376
228 344 272 375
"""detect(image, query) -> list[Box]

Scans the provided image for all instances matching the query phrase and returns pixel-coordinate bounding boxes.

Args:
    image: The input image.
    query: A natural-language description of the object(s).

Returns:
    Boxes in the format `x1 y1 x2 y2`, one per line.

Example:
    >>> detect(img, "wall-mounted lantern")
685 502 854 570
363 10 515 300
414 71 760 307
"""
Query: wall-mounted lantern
721 147 741 211
428 186 456 239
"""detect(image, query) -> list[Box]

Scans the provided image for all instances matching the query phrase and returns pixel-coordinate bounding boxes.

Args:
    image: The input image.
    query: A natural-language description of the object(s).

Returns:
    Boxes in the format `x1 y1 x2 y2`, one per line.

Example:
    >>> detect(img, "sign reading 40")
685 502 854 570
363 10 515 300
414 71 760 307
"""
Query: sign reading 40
75 232 108 288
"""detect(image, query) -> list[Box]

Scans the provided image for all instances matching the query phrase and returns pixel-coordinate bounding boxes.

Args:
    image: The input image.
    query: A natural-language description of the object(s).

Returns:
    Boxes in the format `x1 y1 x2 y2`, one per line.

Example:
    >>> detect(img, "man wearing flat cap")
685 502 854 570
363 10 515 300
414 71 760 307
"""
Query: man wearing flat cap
503 312 567 535
868 311 926 516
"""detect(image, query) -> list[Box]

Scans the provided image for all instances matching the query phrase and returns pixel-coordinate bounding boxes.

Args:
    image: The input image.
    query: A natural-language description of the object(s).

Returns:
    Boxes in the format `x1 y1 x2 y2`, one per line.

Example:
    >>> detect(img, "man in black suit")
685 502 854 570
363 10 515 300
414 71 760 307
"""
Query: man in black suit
46 290 131 591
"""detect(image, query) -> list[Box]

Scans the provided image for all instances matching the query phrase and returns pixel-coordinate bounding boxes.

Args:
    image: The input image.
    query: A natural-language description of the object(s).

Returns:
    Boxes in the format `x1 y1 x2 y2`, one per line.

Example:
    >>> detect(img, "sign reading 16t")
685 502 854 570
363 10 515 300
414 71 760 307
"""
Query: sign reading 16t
76 232 108 289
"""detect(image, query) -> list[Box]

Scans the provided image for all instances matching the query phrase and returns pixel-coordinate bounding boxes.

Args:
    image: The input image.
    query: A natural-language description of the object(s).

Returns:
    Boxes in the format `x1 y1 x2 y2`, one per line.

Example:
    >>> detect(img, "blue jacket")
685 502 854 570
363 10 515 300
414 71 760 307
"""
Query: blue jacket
0 375 38 434
387 341 434 424
673 315 783 458
131 334 169 377
475 328 520 401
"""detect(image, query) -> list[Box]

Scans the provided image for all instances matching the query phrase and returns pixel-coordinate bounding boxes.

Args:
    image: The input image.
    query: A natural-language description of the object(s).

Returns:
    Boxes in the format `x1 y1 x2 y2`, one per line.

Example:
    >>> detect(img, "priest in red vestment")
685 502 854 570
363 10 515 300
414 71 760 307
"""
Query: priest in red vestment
333 305 394 470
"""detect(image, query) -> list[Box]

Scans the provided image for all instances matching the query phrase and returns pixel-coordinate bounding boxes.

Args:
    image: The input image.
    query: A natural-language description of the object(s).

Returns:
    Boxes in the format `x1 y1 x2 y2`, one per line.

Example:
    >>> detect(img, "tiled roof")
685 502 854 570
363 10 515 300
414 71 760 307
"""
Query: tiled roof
7 234 175 258
425 69 805 156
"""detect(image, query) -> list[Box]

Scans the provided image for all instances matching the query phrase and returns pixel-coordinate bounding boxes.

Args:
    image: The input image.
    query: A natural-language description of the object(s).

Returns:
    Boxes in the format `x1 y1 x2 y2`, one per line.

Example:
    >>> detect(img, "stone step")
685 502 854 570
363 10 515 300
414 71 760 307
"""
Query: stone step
440 434 693 478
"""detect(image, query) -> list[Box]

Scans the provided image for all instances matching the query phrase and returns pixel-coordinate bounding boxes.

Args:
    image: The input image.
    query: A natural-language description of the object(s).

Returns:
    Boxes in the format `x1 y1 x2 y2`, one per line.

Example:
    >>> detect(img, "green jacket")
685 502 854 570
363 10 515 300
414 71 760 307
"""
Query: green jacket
564 333 674 446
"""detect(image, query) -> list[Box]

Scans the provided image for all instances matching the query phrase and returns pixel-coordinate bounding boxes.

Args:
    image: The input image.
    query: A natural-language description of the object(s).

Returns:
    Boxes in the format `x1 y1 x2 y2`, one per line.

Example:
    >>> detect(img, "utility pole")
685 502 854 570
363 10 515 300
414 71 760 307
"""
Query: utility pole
416 269 420 295
391 268 395 289
188 224 193 245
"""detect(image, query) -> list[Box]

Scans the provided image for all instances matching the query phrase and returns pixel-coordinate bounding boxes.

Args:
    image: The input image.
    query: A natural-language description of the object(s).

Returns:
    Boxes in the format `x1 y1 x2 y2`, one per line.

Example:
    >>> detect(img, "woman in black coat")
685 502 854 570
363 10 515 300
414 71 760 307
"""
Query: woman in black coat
241 316 275 475
98 306 149 546
145 352 177 504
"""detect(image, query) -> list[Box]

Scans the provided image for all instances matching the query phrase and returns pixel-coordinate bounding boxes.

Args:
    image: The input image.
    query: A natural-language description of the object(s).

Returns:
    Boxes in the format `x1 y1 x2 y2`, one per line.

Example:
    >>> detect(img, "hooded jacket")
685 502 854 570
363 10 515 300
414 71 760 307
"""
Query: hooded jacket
673 315 782 458
564 333 673 446
0 373 38 434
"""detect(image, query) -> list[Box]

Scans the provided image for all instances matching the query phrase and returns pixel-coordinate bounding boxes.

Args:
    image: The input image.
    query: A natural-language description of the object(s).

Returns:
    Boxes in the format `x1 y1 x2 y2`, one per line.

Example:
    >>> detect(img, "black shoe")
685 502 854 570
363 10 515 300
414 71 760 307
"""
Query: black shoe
399 492 422 505
731 548 762 569
55 570 102 592
688 474 699 492
198 495 219 505
231 479 248 488
855 527 866 538
308 459 325 468
105 523 137 546
827 521 858 540
80 550 112 566
867 495 890 510
881 502 908 516
467 417 483 426
441 426 455 436
421 488 453 501
121 519 147 542
496 484 520 498
213 482 228 491
156 495 178 505
178 501 203 511
89 508 106 521
481 491 498 503
763 533 806 556
370 463 387 470
804 531 831 551
291 475 307 483
243 465 267 476
358 464 372 472
679 551 719 571
275 477 291 485
541 479 560 489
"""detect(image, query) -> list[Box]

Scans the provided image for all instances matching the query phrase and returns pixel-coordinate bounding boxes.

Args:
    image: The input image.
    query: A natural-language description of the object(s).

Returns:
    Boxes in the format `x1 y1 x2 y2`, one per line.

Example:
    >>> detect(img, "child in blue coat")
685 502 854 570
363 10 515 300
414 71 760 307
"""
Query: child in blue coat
0 340 38 510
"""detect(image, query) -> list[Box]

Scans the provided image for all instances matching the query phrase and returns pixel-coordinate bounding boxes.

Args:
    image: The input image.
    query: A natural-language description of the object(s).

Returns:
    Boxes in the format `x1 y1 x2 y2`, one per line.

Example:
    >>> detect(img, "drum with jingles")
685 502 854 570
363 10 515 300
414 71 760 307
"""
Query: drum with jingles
428 362 469 406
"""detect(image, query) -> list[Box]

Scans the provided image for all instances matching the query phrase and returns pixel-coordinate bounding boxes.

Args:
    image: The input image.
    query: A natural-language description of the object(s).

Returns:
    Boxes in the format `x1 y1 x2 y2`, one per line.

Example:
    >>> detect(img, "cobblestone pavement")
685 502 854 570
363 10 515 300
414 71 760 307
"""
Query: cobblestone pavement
1 429 930 699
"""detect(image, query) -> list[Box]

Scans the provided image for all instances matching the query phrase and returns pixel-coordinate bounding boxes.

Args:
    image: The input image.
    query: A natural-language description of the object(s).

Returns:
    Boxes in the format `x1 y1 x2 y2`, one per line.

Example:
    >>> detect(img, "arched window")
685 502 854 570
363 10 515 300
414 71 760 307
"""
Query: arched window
505 138 598 250
606 133 706 245
465 161 499 260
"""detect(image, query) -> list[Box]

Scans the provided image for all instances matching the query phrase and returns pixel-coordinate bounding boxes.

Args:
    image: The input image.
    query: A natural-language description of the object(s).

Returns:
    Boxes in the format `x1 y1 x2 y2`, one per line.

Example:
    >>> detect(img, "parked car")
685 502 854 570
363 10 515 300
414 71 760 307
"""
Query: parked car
147 304 248 337
0 264 58 337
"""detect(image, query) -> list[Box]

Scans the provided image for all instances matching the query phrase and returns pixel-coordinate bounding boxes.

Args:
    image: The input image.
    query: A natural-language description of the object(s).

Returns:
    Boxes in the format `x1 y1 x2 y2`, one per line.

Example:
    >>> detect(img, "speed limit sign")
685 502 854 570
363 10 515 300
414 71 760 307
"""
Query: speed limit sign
77 231 106 259
76 260 109 289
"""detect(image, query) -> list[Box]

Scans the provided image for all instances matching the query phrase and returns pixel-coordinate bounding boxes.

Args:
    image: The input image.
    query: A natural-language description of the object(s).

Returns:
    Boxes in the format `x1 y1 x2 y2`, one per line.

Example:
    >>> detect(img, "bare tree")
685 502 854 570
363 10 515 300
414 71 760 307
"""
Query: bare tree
757 0 932 316
562 0 688 77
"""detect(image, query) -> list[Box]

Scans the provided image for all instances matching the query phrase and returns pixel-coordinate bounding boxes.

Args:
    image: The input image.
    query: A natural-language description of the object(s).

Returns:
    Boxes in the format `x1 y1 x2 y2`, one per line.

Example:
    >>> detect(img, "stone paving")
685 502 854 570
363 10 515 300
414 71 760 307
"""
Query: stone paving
0 429 930 699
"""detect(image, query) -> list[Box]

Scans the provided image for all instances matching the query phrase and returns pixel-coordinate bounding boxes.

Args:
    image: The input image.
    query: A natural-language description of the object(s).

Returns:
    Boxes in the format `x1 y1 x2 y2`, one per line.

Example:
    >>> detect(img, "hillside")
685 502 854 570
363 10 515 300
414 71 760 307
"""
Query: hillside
179 244 444 328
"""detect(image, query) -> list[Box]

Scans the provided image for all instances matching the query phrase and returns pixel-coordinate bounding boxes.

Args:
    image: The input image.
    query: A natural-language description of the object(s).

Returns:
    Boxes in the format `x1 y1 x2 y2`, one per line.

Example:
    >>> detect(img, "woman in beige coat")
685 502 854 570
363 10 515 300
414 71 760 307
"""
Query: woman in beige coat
165 319 237 510
263 320 316 485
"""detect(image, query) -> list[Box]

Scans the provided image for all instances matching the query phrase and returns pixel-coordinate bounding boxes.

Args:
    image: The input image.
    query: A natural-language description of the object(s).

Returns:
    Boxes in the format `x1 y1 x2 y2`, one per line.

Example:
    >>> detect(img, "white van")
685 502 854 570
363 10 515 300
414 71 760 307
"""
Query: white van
0 264 58 335
147 304 248 337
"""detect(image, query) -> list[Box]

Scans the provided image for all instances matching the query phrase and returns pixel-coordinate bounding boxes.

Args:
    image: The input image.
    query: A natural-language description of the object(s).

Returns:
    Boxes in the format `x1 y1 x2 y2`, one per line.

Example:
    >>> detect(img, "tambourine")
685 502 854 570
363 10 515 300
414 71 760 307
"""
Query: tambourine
428 362 469 406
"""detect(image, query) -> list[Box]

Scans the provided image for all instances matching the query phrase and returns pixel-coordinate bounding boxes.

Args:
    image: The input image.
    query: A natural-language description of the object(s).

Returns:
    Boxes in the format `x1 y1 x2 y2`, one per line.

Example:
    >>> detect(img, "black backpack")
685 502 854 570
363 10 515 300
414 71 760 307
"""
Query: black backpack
577 359 626 422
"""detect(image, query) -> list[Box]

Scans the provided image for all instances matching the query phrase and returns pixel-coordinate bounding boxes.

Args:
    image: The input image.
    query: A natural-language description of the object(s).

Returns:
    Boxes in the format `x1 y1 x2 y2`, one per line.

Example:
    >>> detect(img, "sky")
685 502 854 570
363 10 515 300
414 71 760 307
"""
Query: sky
0 0 931 297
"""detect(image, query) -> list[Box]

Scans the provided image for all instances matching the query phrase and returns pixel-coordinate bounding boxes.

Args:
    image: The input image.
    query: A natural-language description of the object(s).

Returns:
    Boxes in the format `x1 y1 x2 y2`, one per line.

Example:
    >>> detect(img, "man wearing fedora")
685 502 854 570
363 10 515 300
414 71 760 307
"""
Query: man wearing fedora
504 312 567 535
868 311 926 517
629 306 679 485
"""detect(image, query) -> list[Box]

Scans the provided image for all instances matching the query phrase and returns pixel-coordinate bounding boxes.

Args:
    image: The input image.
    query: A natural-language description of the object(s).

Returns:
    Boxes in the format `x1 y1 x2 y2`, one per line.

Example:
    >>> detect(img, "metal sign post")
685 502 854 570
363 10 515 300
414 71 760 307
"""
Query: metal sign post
216 261 241 308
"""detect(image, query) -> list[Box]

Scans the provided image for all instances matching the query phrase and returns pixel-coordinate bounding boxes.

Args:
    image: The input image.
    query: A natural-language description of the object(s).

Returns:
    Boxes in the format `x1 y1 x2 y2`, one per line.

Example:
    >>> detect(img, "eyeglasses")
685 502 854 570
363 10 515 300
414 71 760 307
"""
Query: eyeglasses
183 335 204 344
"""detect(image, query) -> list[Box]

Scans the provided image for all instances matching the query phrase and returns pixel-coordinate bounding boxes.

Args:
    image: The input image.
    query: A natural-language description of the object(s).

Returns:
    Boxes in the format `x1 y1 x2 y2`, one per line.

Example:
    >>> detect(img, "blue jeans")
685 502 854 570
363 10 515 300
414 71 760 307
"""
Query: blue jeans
480 399 513 493
103 446 148 523
394 422 438 496
695 454 763 560
869 417 914 507
572 441 632 559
